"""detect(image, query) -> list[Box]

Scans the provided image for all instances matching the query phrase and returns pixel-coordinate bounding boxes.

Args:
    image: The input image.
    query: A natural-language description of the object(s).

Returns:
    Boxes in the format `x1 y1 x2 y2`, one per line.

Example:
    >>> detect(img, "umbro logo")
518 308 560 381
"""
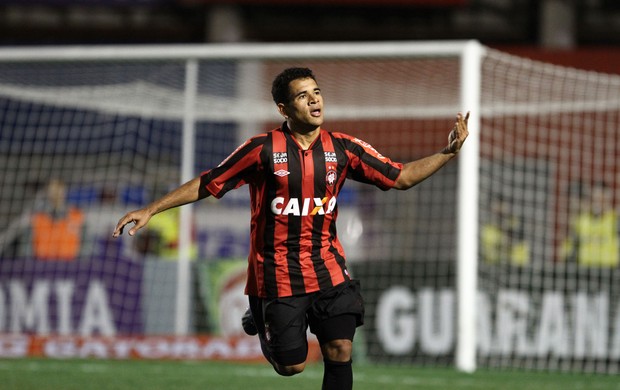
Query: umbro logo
274 169 290 177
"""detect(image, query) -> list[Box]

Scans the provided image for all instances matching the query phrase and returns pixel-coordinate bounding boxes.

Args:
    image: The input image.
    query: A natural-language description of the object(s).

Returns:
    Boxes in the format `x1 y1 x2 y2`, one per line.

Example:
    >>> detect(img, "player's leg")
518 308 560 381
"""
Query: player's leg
242 307 258 335
315 316 357 390
246 295 311 376
309 280 364 390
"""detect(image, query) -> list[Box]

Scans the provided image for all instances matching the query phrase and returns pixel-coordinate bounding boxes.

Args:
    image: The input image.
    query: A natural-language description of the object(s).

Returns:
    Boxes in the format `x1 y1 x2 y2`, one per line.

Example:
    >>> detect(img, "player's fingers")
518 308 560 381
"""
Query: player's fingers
113 225 124 237
112 215 130 237
453 119 464 138
457 113 466 127
457 113 469 137
114 212 140 236
128 220 146 236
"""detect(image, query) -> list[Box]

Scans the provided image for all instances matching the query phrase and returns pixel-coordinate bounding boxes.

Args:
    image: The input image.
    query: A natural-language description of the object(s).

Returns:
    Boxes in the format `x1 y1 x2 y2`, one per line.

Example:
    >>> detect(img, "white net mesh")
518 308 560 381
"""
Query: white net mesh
0 44 619 371
0 60 238 342
477 50 620 373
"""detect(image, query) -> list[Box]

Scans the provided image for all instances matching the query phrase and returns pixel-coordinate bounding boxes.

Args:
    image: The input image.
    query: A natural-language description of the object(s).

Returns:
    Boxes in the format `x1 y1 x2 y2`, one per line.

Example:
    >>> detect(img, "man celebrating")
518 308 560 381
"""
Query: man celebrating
113 67 469 389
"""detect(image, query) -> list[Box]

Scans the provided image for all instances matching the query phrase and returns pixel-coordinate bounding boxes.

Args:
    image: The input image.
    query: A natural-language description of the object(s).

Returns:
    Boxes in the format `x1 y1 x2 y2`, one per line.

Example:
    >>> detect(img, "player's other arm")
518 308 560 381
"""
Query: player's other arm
393 112 469 190
112 133 265 238
112 176 209 238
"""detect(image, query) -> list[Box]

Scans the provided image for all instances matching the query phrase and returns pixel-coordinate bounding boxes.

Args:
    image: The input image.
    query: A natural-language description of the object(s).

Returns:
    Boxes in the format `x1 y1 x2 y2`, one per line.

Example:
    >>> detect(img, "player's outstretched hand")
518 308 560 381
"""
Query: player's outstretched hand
112 208 152 238
444 112 470 155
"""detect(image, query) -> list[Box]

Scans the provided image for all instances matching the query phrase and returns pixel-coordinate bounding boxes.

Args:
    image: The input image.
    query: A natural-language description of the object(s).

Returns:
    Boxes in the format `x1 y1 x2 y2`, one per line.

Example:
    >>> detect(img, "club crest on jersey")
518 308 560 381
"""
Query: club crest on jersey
273 152 288 164
326 168 337 187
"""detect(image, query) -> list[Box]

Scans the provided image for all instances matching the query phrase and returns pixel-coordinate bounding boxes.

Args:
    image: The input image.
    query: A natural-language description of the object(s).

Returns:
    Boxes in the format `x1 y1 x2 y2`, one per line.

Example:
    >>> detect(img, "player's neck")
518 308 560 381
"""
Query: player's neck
286 123 320 150
292 130 320 150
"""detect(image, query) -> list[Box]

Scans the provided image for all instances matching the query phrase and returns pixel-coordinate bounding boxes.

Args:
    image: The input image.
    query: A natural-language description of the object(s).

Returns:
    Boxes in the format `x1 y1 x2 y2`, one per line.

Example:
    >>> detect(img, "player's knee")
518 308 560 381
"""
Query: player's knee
269 344 308 376
321 339 352 362
274 362 305 376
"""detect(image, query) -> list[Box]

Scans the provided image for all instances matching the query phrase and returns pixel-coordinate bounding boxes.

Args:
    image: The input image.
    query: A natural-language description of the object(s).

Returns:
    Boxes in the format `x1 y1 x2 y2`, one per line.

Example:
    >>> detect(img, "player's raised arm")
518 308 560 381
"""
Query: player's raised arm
112 176 207 238
393 112 469 190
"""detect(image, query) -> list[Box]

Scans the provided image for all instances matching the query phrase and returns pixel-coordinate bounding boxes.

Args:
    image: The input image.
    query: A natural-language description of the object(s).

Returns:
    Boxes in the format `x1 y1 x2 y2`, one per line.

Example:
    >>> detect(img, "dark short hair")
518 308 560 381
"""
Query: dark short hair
271 67 317 105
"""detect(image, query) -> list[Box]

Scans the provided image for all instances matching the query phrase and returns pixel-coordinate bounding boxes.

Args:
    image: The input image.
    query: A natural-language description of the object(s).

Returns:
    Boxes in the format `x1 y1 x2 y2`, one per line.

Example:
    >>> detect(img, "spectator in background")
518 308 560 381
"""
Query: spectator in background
481 194 530 266
134 186 198 260
135 207 198 260
561 181 619 267
31 178 84 261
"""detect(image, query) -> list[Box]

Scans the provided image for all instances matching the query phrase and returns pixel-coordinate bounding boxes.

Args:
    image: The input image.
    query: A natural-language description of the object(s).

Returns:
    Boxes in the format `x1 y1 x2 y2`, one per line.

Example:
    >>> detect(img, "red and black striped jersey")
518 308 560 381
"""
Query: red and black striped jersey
201 124 403 298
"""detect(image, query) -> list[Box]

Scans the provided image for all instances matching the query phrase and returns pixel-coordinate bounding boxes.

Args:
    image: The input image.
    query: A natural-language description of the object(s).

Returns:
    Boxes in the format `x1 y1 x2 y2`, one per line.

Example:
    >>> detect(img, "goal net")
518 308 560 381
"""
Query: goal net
0 42 618 372
476 50 620 373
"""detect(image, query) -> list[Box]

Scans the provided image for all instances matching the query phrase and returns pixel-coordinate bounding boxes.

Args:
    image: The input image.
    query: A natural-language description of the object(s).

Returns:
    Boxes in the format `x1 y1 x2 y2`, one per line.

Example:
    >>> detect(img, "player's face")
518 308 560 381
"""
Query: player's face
279 77 324 132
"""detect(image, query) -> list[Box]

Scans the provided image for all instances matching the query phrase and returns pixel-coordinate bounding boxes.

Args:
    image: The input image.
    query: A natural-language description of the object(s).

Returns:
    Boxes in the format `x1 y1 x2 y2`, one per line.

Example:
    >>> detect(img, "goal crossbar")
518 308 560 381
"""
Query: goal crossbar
0 40 477 62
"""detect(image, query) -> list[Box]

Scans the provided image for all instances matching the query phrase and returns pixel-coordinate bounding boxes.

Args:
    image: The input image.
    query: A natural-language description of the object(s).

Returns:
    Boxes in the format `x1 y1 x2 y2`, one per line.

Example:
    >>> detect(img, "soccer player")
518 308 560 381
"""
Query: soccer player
112 67 469 389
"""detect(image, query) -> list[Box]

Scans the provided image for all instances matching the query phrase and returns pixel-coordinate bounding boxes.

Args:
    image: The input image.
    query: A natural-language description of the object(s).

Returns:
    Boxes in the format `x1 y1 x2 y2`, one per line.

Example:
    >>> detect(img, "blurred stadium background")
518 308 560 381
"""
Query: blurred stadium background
1 1 620 389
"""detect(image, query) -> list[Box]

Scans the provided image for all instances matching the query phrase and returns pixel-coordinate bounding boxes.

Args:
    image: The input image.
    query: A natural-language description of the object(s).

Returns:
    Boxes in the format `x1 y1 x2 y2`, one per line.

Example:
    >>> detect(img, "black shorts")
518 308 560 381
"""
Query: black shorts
249 279 364 364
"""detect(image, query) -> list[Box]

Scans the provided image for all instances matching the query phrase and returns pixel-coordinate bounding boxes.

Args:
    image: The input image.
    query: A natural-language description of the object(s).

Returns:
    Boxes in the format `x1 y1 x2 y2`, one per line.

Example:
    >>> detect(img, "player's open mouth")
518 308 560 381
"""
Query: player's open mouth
311 109 321 117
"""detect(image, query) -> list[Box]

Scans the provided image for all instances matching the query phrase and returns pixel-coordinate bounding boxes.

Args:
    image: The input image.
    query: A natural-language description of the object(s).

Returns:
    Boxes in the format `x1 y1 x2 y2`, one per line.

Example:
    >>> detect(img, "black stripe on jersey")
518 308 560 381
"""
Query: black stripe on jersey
340 138 401 183
285 139 306 295
217 177 246 198
260 133 278 297
310 143 334 291
219 135 266 172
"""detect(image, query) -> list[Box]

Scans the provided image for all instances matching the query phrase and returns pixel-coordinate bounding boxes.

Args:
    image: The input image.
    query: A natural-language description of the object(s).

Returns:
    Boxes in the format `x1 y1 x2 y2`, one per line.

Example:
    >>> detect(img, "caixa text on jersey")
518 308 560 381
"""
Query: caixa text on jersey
270 196 337 216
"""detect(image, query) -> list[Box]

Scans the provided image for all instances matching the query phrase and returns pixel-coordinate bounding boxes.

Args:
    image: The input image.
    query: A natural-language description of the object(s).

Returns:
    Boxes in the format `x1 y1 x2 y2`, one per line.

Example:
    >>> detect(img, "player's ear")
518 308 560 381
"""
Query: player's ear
277 103 289 119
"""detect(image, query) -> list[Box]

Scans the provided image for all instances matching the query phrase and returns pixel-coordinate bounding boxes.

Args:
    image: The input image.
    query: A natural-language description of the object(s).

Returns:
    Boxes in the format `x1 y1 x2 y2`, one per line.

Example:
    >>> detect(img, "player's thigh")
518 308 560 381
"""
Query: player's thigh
249 295 311 365
308 280 364 344
257 295 313 362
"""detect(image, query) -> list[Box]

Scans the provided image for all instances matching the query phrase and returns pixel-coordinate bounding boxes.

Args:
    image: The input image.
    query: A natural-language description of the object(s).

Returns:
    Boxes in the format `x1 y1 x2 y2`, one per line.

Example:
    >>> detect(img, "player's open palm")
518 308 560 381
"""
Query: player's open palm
446 112 469 154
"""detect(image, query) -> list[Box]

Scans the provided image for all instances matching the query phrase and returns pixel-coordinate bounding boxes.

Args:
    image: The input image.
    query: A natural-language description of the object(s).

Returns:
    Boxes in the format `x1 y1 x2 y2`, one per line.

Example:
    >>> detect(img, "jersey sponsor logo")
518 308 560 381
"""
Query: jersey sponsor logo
271 196 337 216
274 169 290 177
324 151 337 163
273 152 288 164
326 168 337 186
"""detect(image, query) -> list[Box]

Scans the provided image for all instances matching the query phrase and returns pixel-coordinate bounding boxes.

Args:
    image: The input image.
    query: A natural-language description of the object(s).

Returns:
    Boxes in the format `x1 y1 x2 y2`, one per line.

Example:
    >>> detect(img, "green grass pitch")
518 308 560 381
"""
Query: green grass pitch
1 359 619 390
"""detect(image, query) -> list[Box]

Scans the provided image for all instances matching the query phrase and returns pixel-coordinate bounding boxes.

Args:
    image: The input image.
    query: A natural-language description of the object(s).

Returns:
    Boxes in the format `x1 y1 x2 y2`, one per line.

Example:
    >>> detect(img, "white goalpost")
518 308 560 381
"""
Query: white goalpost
456 40 484 373
1 40 619 373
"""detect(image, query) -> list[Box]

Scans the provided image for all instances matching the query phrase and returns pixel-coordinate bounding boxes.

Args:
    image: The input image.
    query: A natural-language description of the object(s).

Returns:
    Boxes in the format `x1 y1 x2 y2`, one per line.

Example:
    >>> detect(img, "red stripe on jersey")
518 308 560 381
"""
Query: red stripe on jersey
270 129 293 297
299 142 319 293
